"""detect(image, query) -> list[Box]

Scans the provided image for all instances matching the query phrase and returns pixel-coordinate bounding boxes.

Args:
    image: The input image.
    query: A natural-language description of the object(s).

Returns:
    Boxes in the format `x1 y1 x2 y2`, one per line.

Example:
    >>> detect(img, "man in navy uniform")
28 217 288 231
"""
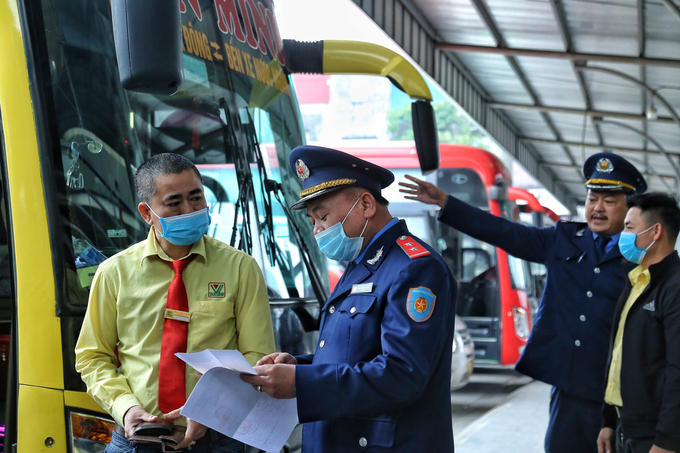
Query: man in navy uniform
399 152 646 453
241 145 457 452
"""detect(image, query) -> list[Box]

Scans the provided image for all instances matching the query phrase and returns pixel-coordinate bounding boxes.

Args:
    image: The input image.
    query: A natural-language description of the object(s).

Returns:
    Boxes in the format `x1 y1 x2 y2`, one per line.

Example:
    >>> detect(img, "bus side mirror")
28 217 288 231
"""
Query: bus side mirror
111 0 183 95
412 101 440 175
488 181 509 201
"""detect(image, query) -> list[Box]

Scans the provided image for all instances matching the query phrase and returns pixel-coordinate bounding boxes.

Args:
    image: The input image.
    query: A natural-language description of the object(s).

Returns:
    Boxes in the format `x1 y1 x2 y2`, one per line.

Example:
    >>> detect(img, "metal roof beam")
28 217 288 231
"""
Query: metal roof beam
350 0 578 212
547 0 604 147
434 43 680 68
660 0 680 23
520 137 680 156
469 0 577 167
489 102 676 124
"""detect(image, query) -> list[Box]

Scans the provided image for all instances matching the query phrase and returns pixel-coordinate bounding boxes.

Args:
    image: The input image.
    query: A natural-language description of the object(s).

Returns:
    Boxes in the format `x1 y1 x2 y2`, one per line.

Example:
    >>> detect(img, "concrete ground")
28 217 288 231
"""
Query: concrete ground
452 369 551 452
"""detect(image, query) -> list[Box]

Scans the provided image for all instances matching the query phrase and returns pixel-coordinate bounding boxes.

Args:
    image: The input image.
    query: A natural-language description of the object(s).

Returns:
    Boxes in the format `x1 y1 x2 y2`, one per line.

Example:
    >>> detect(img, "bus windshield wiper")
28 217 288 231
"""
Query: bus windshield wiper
266 179 329 306
218 97 254 254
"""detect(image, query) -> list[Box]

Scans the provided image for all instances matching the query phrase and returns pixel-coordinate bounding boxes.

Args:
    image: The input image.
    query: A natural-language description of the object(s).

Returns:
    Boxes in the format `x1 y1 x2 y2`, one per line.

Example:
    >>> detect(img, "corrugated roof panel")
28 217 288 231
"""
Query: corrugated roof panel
357 0 680 205
455 53 534 103
579 65 644 113
412 0 496 45
485 0 565 50
514 56 585 108
503 110 559 140
564 0 639 55
530 142 577 166
645 2 680 58
542 112 600 143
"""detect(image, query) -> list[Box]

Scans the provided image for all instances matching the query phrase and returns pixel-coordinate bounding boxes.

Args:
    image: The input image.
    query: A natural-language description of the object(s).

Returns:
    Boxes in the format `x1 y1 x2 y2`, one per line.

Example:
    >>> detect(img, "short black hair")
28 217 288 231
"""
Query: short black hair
135 153 202 204
626 192 680 243
344 186 389 207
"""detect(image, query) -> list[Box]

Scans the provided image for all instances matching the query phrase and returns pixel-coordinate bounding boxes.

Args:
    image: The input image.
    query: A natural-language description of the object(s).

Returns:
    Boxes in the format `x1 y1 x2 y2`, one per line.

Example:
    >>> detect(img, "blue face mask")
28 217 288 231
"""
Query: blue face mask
147 204 211 246
315 197 369 262
618 225 656 264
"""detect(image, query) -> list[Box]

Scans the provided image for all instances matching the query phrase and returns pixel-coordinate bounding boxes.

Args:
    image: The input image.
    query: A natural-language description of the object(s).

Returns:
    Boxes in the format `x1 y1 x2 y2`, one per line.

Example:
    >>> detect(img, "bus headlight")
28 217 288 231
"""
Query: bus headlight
512 306 529 338
69 411 114 453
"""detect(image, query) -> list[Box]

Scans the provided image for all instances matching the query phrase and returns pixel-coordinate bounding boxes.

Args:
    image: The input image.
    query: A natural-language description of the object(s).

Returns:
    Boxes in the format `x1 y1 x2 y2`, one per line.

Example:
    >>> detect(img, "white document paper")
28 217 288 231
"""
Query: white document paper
177 350 298 453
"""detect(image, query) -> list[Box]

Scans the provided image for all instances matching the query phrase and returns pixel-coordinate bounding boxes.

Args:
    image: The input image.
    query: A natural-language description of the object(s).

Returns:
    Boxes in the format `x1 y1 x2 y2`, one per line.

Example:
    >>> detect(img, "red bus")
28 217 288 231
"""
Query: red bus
332 142 549 366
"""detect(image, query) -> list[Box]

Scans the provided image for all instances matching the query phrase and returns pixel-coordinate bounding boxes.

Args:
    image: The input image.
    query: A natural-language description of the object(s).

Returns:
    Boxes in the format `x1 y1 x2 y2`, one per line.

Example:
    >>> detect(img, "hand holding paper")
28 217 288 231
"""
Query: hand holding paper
176 350 298 453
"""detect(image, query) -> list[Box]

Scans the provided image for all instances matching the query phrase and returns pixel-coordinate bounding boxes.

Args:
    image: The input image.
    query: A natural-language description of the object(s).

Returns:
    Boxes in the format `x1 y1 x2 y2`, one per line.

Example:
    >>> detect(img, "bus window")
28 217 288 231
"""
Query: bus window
507 255 528 291
36 0 324 397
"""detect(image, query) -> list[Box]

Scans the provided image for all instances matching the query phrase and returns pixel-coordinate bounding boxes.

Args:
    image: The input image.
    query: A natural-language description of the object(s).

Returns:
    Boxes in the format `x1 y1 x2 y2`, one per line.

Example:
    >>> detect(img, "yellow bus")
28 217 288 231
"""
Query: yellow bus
0 0 437 451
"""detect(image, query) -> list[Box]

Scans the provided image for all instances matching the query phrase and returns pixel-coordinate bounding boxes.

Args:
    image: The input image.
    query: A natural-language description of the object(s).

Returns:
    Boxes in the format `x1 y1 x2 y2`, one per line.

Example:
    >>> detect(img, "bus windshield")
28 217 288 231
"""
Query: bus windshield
35 0 326 391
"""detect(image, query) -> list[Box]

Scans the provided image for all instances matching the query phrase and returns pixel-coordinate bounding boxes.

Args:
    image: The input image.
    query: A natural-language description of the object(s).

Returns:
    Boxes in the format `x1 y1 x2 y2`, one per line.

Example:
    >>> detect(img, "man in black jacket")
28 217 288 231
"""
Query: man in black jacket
597 192 680 453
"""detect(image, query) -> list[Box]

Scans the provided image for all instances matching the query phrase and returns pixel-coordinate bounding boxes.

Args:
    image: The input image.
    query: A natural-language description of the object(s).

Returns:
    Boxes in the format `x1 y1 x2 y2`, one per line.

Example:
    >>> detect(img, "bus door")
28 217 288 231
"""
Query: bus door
0 114 14 452
434 168 503 363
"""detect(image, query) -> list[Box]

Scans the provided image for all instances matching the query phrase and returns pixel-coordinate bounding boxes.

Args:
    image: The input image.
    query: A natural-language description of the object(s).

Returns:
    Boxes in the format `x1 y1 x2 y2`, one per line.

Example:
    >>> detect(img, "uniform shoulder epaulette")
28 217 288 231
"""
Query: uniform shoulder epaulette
397 235 430 260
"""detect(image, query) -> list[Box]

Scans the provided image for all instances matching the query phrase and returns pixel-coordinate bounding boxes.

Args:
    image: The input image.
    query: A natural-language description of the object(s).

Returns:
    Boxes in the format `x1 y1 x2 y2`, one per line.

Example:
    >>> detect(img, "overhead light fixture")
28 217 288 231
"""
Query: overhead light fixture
646 104 658 121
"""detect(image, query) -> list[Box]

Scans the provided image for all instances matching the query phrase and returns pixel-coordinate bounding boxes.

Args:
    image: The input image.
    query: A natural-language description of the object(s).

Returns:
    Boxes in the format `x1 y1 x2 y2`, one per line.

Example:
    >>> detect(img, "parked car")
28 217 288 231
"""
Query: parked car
451 315 475 390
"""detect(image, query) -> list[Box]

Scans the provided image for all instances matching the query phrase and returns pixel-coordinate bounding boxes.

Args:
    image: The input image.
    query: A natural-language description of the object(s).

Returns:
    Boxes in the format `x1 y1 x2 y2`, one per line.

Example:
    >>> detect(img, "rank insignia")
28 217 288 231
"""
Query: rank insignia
407 287 436 322
596 157 614 173
397 236 430 259
208 282 225 298
367 246 384 265
295 159 310 182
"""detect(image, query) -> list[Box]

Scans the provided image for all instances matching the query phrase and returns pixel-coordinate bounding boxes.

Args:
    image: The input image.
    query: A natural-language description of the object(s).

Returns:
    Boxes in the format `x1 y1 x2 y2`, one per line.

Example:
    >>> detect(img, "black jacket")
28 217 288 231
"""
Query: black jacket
603 251 680 451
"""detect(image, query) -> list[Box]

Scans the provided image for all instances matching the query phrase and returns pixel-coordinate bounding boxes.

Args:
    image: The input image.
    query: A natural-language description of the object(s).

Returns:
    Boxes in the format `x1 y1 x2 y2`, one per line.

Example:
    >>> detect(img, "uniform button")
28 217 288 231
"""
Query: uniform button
575 340 581 347
586 291 593 298
580 315 586 322
329 306 335 314
319 340 325 348
350 307 356 314
359 437 367 447
594 267 601 274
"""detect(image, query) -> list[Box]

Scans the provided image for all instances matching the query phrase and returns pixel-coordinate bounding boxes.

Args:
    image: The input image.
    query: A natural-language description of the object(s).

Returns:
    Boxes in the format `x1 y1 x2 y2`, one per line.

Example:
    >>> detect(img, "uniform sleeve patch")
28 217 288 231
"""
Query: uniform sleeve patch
406 287 436 322
397 236 430 259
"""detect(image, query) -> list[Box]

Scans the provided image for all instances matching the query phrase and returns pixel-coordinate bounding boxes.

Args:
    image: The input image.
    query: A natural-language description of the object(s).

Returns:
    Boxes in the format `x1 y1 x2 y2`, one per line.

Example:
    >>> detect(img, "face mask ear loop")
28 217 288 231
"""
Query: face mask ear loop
342 197 363 224
146 203 165 235
145 203 159 219
638 224 657 252
359 218 369 238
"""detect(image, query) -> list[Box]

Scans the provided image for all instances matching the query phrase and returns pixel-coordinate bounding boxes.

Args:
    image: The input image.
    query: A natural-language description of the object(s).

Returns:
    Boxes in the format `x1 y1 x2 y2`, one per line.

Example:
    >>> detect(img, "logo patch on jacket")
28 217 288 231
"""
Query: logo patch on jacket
643 300 655 312
208 282 225 298
406 287 436 322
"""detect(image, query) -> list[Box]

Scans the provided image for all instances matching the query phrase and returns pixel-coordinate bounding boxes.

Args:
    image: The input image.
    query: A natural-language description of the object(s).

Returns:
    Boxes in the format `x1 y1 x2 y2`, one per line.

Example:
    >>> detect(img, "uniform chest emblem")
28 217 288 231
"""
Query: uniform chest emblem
208 282 225 298
406 287 436 322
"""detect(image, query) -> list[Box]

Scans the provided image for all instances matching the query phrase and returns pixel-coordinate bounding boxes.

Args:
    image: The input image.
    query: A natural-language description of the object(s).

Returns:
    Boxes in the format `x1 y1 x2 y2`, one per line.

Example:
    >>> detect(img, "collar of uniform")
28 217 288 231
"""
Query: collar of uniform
627 264 649 286
357 219 408 270
355 217 399 264
140 226 207 265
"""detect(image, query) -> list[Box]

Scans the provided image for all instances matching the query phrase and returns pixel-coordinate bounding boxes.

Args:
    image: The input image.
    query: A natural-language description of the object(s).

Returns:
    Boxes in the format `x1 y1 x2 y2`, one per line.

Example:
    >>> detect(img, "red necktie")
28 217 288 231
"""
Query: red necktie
158 256 194 413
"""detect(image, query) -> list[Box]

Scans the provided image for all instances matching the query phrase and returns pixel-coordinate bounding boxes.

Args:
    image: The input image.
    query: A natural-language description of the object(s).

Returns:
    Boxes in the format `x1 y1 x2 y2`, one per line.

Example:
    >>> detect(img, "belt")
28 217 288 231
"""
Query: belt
114 425 224 451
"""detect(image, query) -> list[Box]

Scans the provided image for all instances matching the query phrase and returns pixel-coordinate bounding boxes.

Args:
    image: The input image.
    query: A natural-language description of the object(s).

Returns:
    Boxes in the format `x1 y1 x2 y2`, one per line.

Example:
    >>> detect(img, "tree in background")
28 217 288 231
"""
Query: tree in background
387 100 488 148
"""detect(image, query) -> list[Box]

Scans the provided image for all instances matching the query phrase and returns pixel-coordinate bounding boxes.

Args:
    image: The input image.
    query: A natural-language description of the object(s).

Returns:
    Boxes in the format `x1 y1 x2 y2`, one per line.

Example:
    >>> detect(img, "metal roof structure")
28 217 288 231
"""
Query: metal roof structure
351 0 680 213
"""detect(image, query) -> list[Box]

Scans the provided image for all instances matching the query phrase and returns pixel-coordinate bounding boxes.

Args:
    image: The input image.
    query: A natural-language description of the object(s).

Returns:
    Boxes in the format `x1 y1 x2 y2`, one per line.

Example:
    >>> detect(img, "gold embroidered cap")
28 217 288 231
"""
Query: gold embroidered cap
288 145 395 210
583 152 647 194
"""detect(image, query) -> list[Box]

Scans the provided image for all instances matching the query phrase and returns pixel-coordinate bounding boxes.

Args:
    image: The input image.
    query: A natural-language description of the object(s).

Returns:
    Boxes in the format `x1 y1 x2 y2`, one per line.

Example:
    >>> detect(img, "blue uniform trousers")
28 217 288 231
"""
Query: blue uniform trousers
545 387 601 453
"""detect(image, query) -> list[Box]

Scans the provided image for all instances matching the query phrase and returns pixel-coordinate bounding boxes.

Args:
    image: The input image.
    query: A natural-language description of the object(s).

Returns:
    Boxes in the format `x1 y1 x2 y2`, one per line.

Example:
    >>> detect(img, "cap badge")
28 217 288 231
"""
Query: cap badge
596 157 614 173
295 159 310 182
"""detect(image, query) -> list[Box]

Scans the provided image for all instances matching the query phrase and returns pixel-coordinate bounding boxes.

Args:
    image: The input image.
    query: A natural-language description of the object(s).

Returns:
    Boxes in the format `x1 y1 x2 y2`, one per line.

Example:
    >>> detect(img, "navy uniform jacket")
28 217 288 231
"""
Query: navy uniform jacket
295 220 457 453
439 196 629 403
